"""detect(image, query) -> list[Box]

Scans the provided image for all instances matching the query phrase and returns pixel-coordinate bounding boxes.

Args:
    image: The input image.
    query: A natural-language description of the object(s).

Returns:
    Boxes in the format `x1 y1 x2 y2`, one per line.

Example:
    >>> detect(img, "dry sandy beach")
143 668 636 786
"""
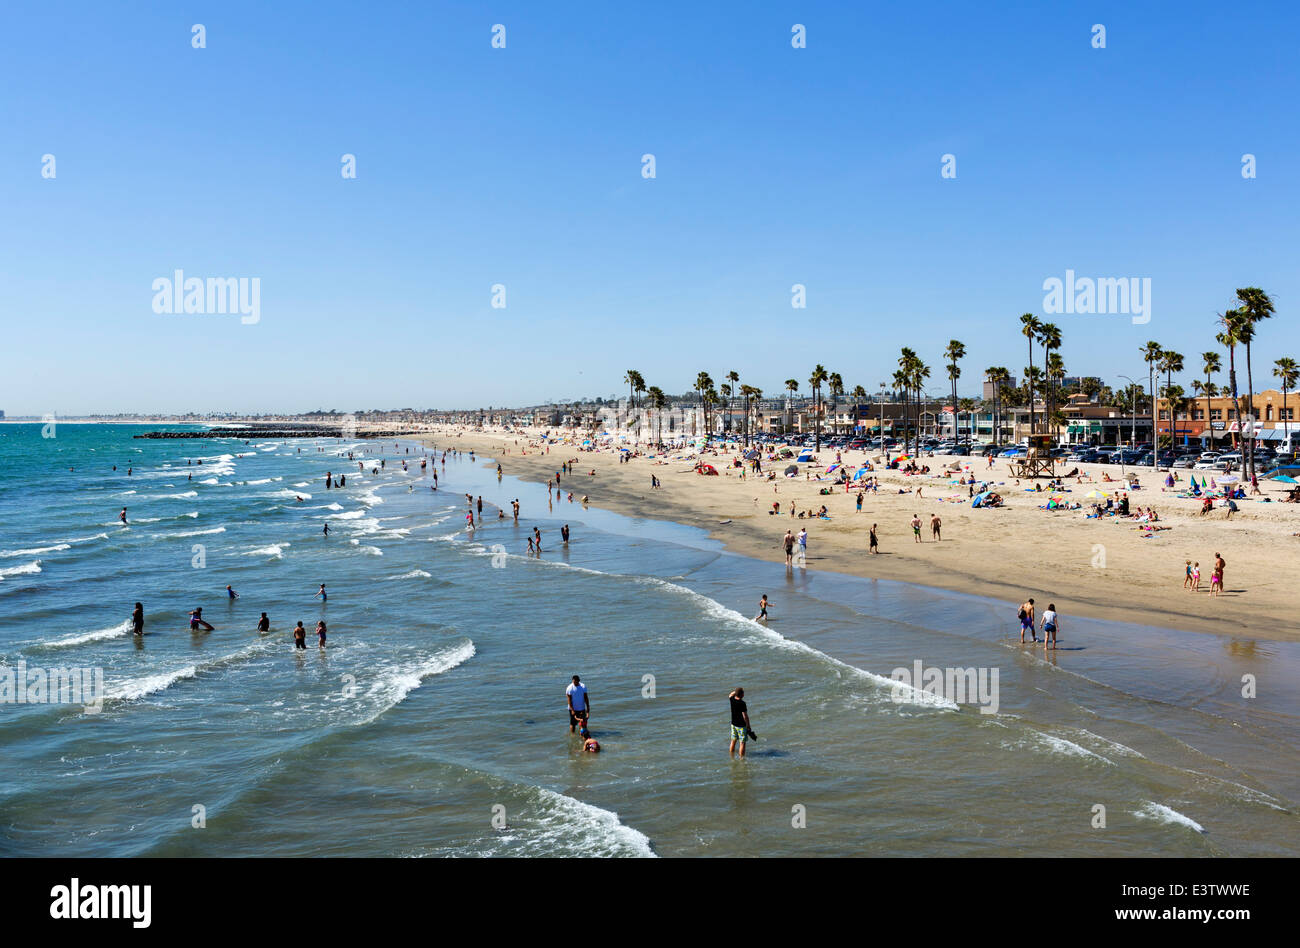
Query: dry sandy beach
414 426 1300 641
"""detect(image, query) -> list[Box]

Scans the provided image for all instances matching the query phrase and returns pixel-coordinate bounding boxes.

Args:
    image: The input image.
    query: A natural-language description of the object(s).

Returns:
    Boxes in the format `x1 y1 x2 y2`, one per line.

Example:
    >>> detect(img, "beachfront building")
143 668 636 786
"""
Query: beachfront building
1061 397 1151 446
1156 388 1297 449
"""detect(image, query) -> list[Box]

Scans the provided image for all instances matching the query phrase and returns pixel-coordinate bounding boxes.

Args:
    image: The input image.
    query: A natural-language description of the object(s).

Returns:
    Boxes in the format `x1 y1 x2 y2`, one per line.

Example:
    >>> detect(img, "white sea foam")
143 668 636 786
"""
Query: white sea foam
242 544 287 559
329 510 365 520
0 560 42 579
272 489 312 499
634 575 957 710
107 665 198 701
1135 802 1206 834
1 543 70 558
152 526 226 539
151 490 198 499
40 619 132 649
389 569 432 579
1003 733 1114 765
243 478 273 486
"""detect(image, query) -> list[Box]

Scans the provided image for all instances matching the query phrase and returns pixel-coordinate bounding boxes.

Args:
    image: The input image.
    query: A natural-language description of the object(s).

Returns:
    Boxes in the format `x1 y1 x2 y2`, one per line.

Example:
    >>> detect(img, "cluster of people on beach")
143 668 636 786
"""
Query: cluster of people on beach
1183 553 1227 596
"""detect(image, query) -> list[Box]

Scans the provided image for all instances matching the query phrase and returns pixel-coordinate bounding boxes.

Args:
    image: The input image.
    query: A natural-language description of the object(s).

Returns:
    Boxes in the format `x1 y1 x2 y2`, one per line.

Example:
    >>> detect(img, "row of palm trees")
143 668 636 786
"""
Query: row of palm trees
618 287 1284 466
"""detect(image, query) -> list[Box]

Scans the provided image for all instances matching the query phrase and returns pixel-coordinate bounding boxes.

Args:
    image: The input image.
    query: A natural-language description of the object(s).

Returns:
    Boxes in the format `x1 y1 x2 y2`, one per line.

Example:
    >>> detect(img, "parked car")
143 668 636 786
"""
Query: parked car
1193 459 1229 472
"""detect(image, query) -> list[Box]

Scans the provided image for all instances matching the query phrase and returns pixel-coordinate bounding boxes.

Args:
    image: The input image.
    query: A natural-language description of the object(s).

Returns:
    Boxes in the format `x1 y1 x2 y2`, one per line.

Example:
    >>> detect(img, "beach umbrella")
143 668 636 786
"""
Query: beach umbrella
744 449 759 460
825 463 839 473
972 491 990 507
784 464 799 475
1085 489 1109 499
1274 474 1299 484
1218 475 1239 484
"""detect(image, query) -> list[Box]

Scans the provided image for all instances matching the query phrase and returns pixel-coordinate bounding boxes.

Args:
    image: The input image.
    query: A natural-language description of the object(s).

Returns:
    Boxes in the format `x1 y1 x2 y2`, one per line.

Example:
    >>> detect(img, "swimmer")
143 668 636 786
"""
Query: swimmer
256 612 270 634
316 584 327 602
131 602 144 636
226 584 239 600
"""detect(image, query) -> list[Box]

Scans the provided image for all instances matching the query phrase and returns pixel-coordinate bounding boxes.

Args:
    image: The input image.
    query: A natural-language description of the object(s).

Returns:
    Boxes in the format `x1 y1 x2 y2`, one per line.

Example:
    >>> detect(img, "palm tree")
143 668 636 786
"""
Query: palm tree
897 349 920 454
1192 379 1217 448
851 385 867 438
1235 287 1275 478
985 366 1010 445
891 368 909 451
1158 349 1184 459
695 371 714 441
1216 311 1243 452
719 383 732 437
1038 323 1062 437
784 379 799 435
958 397 976 441
740 384 762 443
809 364 829 450
944 340 966 440
725 371 740 435
1275 357 1298 447
1020 314 1042 432
1200 351 1221 450
646 386 666 445
827 372 844 436
1046 351 1065 441
1140 341 1163 455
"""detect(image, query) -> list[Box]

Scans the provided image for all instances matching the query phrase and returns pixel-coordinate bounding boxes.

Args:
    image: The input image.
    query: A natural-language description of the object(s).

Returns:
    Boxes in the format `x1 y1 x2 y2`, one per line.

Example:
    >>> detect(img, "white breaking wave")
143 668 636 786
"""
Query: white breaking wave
1135 802 1206 834
1 543 70 558
354 640 476 725
272 489 312 499
150 490 198 499
39 619 132 649
199 478 220 485
107 665 198 701
389 569 432 580
328 510 365 520
1003 732 1114 765
634 575 957 710
0 560 42 579
243 478 274 485
152 526 226 539
242 544 287 558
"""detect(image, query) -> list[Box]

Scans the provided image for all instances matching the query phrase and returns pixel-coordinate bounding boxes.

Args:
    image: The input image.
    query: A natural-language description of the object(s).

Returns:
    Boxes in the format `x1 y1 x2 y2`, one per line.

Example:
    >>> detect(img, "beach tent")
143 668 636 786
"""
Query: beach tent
972 491 991 508
852 467 871 481
778 448 794 458
784 464 799 476
797 451 814 463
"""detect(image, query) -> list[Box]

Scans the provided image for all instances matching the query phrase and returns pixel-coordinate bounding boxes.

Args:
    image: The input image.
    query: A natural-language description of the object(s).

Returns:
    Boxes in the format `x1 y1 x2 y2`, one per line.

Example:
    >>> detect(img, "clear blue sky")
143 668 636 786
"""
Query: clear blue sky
2 1 1297 415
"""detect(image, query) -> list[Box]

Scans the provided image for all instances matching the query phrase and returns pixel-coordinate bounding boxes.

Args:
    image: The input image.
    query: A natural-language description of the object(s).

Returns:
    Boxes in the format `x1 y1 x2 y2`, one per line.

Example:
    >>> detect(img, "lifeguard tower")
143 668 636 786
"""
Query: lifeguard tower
1009 433 1057 479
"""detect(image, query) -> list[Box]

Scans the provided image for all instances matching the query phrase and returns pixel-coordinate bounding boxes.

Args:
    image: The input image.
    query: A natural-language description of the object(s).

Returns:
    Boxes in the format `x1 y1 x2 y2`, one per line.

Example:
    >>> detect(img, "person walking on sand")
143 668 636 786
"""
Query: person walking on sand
1017 598 1036 643
1183 560 1193 589
728 688 754 759
1039 603 1059 649
856 491 864 512
566 675 590 733
930 513 942 541
754 594 769 621
797 527 808 564
911 514 922 543
783 529 795 566
869 523 879 554
1191 561 1201 592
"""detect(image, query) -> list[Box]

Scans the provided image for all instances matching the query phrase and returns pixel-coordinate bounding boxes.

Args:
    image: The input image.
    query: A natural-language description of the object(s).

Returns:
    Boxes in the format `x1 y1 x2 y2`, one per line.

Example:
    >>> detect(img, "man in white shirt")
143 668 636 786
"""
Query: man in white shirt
566 675 590 733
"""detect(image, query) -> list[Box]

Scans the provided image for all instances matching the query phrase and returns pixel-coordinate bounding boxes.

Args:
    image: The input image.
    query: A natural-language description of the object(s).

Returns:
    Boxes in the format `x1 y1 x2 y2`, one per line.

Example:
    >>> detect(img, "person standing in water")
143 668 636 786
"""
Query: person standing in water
561 524 570 545
1017 598 1036 643
293 621 307 649
1039 603 1060 649
316 621 327 648
754 594 769 621
120 508 128 525
131 602 144 636
316 584 327 602
226 585 239 600
323 522 330 536
728 688 754 758
566 675 590 733
256 612 270 633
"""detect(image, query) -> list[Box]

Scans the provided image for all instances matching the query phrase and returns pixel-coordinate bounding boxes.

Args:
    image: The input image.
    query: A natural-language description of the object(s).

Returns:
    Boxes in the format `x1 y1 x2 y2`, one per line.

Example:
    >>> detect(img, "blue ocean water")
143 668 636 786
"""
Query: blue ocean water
0 423 1296 856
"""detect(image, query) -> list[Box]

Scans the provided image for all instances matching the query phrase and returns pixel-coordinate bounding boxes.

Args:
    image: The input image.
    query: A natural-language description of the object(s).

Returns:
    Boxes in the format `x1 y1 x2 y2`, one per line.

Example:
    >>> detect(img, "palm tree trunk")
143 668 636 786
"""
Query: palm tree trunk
1245 344 1256 480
